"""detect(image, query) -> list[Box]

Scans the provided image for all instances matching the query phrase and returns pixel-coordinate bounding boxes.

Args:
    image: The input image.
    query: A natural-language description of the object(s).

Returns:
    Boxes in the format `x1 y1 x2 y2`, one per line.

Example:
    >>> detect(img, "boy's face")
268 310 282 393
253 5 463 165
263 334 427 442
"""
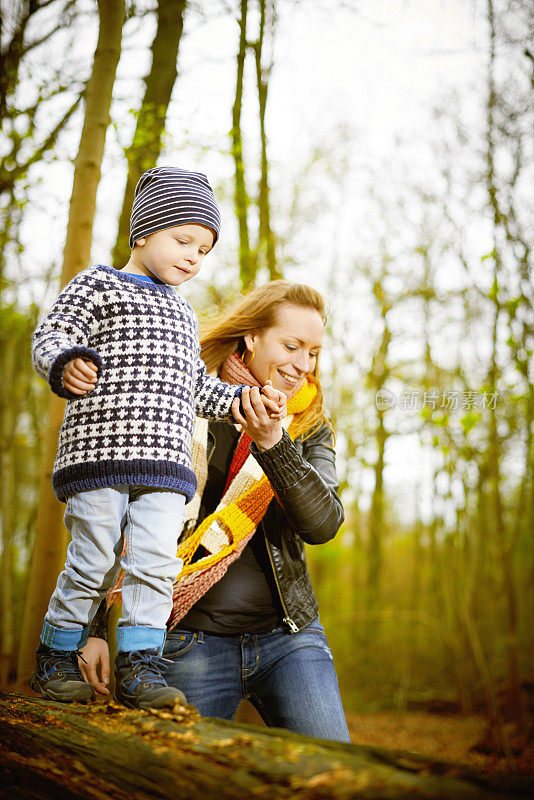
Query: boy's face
130 223 214 286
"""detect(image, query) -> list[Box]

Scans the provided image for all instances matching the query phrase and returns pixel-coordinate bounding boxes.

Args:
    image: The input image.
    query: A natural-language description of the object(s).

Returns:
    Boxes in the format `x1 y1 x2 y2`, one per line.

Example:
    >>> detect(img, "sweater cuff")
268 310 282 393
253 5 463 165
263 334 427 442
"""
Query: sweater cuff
250 429 307 489
224 384 244 422
48 347 103 400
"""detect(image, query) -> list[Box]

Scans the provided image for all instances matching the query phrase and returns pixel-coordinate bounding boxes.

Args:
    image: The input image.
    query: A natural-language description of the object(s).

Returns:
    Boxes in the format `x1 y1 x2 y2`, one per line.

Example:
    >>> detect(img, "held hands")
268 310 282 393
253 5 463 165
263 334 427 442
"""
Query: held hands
231 381 287 451
261 381 287 421
78 637 110 695
62 358 98 395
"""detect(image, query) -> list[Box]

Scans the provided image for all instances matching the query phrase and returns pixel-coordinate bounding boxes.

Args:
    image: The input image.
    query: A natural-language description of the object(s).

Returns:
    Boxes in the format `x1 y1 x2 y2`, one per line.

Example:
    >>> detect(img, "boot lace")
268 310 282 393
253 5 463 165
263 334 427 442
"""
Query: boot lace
42 648 86 680
128 651 171 687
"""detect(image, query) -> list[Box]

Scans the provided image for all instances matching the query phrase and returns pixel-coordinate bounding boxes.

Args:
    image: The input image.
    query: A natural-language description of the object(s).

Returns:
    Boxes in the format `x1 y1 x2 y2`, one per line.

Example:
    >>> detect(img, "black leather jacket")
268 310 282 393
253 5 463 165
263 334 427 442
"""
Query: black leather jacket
90 422 344 638
246 424 344 632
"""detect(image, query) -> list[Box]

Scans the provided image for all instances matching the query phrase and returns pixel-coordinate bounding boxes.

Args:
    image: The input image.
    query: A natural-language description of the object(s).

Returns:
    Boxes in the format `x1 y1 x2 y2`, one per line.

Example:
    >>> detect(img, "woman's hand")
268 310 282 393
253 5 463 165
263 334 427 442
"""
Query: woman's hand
232 385 284 450
78 637 110 695
261 381 287 420
63 357 98 395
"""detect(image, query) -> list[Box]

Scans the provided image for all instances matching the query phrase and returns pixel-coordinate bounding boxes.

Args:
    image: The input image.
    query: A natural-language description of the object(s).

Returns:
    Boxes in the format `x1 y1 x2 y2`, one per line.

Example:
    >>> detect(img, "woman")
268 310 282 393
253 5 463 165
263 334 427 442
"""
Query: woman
82 280 350 742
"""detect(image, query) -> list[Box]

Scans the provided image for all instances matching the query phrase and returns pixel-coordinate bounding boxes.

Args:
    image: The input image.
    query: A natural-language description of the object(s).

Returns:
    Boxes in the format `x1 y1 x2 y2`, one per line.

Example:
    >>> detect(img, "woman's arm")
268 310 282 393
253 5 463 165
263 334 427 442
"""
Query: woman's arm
78 637 110 695
79 599 111 694
231 390 343 545
88 598 109 641
251 425 344 545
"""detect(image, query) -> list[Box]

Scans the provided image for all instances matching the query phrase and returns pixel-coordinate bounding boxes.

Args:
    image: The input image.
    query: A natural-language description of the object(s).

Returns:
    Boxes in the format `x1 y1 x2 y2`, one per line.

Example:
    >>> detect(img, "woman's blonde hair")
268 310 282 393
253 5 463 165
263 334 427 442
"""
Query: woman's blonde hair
200 280 331 441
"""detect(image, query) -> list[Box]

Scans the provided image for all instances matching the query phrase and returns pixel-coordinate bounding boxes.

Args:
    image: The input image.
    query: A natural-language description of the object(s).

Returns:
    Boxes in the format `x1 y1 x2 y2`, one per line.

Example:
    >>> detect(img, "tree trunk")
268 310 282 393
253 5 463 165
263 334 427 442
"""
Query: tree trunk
252 0 280 280
232 0 254 288
1 692 532 800
0 320 34 685
0 332 17 686
16 0 124 688
112 0 186 268
484 0 525 728
366 299 391 613
62 0 124 286
367 410 386 611
0 448 14 687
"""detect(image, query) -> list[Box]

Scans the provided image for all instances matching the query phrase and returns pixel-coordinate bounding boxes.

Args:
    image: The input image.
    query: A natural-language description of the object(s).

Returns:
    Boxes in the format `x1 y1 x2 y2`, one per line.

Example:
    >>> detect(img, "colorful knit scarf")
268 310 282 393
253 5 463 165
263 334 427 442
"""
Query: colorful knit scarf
108 352 317 628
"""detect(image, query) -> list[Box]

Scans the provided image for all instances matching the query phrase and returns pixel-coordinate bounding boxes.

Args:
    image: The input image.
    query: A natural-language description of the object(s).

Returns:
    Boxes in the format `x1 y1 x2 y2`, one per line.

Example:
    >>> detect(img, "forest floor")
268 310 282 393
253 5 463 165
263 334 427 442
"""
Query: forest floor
346 710 534 775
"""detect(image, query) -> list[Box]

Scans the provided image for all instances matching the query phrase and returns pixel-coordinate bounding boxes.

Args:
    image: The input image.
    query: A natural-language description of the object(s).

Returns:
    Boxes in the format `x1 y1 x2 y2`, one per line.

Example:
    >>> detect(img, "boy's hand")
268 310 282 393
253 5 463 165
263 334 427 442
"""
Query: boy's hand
63 357 98 395
261 380 287 420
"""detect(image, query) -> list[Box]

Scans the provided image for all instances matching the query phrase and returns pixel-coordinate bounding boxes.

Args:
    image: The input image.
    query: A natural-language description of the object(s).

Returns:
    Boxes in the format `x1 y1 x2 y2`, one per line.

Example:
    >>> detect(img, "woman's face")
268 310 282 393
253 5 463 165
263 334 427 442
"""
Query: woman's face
244 303 324 396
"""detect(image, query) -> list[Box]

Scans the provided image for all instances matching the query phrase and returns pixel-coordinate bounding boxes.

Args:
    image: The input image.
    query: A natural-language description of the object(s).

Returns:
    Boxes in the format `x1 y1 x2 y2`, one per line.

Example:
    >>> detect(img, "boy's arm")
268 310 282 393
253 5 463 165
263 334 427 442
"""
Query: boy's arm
190 318 284 422
194 354 244 420
32 270 103 400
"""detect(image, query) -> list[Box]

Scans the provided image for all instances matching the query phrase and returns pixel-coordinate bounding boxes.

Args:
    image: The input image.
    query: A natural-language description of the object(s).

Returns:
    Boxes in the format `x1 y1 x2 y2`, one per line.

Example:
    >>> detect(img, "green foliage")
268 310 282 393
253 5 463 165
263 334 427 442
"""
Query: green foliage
314 500 533 711
460 411 483 436
505 297 521 316
488 276 499 301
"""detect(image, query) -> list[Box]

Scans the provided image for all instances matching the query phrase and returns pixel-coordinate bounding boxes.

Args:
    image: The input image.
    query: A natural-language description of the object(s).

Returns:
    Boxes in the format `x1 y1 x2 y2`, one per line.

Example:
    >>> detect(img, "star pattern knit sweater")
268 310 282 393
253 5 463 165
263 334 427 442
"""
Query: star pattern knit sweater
32 265 242 503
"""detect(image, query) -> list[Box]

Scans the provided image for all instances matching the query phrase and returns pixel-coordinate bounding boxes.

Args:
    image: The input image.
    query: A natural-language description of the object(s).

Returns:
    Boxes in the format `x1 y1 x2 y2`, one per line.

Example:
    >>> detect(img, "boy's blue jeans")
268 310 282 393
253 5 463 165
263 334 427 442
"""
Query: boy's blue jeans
41 486 185 653
163 618 351 742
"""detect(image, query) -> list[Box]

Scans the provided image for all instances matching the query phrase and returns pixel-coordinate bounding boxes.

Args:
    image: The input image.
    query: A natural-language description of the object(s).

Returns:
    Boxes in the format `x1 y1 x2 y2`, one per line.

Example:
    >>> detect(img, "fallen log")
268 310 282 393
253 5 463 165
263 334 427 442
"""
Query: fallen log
0 691 532 799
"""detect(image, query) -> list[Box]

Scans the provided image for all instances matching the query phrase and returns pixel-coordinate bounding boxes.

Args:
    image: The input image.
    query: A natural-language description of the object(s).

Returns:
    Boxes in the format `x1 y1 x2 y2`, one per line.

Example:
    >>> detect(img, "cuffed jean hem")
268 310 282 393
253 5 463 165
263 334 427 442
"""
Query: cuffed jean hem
41 620 89 650
116 625 166 653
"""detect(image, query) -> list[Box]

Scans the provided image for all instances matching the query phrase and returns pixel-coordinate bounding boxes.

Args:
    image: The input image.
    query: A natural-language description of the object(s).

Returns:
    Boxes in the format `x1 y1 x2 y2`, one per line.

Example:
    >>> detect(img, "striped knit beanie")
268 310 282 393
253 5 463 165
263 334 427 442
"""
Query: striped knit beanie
129 166 221 248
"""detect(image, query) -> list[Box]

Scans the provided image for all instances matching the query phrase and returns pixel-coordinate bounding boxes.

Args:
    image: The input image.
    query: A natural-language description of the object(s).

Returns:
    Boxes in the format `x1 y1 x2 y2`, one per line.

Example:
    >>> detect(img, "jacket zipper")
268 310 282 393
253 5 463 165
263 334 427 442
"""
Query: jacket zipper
263 526 299 633
209 425 300 634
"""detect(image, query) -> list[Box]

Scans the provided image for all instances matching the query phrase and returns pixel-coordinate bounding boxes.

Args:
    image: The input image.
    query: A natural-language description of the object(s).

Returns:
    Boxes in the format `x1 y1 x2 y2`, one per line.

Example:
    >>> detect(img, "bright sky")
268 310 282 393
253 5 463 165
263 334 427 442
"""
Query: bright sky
17 0 488 271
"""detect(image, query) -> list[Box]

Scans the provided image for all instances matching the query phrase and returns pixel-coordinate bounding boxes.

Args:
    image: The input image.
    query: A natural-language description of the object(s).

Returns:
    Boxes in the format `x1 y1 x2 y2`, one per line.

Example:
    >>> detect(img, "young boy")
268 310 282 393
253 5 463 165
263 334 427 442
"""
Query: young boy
30 166 285 709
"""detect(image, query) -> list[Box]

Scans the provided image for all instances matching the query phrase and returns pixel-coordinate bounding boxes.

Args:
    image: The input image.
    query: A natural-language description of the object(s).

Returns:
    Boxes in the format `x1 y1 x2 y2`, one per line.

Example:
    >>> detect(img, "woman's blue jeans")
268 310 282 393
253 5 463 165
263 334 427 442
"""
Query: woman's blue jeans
163 618 350 742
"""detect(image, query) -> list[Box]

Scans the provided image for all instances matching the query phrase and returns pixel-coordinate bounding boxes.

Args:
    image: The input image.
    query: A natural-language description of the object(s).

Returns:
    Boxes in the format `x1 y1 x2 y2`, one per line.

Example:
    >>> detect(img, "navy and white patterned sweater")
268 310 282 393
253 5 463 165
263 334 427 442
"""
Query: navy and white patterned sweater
32 265 242 503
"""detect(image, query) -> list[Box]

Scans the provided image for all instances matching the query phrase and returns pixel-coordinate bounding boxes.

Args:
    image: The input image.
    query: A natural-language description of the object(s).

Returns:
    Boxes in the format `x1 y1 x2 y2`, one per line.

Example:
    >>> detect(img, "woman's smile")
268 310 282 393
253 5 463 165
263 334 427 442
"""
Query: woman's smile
277 368 300 387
